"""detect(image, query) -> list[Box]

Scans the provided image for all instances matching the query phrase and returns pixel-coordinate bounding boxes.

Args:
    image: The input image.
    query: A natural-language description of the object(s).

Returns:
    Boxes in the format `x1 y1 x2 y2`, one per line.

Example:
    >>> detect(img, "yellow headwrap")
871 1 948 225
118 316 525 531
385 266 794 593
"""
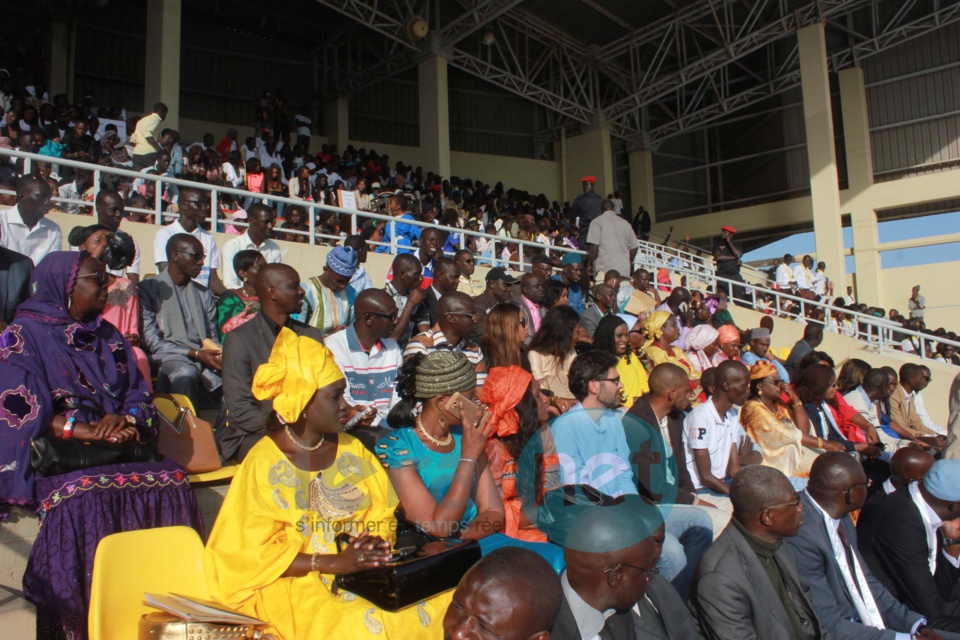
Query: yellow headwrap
251 328 345 423
643 310 673 350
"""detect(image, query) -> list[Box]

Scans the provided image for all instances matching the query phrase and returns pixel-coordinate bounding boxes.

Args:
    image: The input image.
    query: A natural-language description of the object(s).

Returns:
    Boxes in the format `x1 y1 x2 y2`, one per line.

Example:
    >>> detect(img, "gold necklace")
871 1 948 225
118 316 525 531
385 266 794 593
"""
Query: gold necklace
285 424 325 451
416 415 453 447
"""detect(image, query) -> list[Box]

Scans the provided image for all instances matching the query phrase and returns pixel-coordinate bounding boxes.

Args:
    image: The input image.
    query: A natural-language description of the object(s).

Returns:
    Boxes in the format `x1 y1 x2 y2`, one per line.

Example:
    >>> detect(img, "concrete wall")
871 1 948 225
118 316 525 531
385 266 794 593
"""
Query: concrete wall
876 261 960 331
451 150 561 199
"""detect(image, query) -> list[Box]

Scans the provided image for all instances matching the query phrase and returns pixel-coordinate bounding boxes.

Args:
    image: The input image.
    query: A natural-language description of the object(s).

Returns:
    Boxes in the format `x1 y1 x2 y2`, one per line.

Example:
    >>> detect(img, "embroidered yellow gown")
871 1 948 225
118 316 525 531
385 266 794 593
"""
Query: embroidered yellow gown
203 434 451 639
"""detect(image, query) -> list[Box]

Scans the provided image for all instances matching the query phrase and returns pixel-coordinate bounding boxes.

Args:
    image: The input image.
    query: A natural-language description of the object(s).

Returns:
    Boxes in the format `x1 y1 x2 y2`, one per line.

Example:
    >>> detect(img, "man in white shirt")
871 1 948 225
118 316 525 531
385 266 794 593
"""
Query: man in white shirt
57 168 94 215
843 368 888 430
220 204 282 290
775 253 796 292
153 185 224 294
0 175 62 265
789 453 939 640
915 366 947 436
684 360 761 513
793 255 816 294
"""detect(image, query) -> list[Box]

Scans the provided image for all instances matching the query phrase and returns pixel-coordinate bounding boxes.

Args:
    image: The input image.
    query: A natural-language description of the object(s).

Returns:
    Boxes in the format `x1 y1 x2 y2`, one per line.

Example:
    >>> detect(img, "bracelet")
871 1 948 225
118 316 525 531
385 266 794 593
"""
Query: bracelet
792 401 802 408
63 416 76 439
817 437 824 449
460 458 477 464
310 552 322 573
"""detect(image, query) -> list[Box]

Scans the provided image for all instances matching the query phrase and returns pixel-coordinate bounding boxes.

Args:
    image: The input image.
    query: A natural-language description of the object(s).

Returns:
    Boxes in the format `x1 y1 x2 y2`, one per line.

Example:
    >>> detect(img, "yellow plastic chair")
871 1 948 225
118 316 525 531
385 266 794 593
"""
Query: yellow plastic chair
153 395 239 484
779 347 791 360
88 526 208 640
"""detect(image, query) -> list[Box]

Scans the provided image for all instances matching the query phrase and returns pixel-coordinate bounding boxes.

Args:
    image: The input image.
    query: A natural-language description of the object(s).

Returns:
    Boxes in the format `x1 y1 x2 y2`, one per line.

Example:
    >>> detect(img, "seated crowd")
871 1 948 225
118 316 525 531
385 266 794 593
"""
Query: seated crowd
2 96 960 640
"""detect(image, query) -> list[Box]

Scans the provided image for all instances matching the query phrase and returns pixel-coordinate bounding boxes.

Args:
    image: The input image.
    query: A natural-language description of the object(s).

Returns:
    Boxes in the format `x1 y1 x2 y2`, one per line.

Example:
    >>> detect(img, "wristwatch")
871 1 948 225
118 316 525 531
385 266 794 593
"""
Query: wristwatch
943 537 960 546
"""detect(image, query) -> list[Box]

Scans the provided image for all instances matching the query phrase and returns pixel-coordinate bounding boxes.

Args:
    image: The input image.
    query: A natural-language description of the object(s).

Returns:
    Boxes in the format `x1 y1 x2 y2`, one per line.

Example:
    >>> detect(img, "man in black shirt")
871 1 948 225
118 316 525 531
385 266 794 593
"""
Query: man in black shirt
570 175 602 247
712 225 746 305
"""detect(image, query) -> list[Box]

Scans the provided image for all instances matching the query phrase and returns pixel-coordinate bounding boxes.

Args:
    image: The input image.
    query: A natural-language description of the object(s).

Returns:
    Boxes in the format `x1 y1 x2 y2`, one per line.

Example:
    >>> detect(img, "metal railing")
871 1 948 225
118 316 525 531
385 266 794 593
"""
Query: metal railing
666 263 960 365
7 149 956 365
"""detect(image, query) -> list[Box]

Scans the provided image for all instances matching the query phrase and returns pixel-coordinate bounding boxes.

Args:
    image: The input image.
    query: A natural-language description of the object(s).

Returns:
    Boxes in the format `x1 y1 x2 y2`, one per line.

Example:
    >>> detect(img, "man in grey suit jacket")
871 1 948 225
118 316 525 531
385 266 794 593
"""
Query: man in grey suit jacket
219 264 323 462
551 495 703 640
690 465 829 640
787 453 951 640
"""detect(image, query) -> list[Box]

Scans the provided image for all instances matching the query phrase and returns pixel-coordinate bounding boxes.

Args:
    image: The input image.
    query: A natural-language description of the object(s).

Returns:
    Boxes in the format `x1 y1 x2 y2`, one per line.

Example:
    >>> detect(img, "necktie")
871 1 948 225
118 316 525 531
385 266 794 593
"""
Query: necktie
837 525 865 600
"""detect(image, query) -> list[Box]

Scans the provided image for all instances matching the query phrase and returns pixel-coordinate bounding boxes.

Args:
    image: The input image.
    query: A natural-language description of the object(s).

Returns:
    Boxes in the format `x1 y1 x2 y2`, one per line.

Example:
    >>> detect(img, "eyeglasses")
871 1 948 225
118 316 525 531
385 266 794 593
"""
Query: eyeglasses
366 311 398 322
183 199 211 210
765 492 802 510
596 376 621 384
174 250 205 261
76 271 109 286
845 479 873 494
604 563 659 578
447 312 479 320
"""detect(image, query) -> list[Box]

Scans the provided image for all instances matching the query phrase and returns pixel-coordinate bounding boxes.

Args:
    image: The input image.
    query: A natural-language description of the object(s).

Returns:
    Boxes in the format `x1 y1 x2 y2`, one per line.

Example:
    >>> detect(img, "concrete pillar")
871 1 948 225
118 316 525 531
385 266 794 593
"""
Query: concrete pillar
839 67 882 303
324 98 349 151
144 0 181 131
564 127 613 203
48 18 75 99
628 149 656 219
798 23 846 286
418 56 451 179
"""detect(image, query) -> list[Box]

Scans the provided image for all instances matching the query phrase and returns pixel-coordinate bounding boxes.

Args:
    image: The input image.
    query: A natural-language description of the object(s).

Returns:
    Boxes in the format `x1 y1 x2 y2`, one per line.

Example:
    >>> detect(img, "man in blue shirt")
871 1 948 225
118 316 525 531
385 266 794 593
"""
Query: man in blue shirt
551 252 586 314
740 327 790 383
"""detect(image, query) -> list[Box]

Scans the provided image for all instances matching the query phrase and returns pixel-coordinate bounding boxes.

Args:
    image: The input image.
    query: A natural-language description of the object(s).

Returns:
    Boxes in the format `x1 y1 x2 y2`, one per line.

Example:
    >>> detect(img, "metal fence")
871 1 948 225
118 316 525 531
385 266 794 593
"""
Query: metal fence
5 148 957 365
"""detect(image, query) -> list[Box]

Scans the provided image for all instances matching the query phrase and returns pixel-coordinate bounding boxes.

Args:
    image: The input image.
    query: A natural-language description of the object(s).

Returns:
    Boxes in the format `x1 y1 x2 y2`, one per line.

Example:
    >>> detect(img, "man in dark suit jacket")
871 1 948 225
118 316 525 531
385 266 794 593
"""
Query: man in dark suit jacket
690 465 829 640
424 258 460 326
0 244 32 329
516 272 545 346
858 459 960 632
219 264 323 462
787 453 940 640
552 495 703 640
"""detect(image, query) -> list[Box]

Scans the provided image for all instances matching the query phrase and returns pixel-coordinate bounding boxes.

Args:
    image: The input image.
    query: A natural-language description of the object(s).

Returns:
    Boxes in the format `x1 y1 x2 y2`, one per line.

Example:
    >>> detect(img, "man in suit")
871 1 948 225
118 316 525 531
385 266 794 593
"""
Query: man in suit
887 363 945 450
787 452 947 640
424 257 460 326
552 495 703 640
517 272 545 346
0 241 31 330
579 284 616 340
857 459 960 631
858 447 936 549
443 547 562 640
219 263 323 462
690 465 829 640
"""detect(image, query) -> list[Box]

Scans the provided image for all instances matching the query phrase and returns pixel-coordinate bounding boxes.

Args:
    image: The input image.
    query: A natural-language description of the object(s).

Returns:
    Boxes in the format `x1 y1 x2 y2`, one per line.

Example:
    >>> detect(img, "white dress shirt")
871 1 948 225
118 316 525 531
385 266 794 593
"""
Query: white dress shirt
220 231 283 289
0 205 63 266
153 220 220 288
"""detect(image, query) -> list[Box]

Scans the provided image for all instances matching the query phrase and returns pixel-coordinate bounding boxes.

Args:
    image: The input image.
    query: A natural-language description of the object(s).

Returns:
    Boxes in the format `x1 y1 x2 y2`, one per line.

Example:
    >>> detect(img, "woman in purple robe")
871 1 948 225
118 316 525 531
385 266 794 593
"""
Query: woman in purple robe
0 251 202 640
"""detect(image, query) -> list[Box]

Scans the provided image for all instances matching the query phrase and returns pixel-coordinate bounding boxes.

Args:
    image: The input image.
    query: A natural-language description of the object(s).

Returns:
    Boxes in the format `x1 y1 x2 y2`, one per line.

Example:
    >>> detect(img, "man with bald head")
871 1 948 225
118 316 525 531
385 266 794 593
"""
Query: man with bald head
691 465 827 640
95 188 141 283
551 496 703 639
683 360 761 513
787 453 946 640
404 291 487 388
517 272 545 344
139 234 222 409
0 174 62 266
579 283 616 340
326 288 402 449
219 263 321 461
444 547 562 640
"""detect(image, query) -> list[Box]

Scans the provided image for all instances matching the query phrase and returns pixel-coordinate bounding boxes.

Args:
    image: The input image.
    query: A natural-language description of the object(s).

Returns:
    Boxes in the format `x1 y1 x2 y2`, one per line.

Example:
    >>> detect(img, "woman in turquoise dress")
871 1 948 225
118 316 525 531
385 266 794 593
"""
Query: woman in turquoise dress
377 351 505 539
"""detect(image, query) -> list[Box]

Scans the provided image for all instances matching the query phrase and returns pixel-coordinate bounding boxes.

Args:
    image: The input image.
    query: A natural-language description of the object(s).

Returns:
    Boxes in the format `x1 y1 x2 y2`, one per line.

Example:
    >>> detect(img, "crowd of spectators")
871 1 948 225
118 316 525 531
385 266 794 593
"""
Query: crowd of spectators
2 81 960 640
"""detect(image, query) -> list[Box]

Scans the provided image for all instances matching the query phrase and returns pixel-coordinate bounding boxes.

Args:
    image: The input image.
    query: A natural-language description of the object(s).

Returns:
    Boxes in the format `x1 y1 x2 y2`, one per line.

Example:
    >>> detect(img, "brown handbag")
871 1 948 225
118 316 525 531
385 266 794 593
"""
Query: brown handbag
154 393 222 474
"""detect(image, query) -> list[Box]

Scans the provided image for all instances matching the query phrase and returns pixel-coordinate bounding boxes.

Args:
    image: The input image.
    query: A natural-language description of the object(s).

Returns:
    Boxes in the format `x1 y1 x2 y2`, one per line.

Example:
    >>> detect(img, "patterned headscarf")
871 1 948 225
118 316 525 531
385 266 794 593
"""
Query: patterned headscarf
480 366 533 438
642 310 672 349
414 350 477 398
326 245 359 277
749 360 779 381
252 328 345 423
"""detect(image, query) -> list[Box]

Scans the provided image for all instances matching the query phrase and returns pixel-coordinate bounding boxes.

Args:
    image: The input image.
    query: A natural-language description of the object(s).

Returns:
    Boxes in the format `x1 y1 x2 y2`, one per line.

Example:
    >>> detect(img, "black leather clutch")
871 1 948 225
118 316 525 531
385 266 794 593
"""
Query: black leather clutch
30 436 162 476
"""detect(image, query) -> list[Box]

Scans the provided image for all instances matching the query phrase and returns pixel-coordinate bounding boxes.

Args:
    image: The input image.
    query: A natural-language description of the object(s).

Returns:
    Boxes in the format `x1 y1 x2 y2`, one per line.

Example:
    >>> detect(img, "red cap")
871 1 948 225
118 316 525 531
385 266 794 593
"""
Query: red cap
721 226 737 234
581 175 596 184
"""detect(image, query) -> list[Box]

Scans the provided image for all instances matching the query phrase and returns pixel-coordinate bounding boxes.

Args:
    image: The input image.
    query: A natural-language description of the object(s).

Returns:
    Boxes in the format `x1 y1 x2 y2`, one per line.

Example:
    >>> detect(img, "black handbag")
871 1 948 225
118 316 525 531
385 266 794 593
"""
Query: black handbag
30 436 162 476
331 523 481 611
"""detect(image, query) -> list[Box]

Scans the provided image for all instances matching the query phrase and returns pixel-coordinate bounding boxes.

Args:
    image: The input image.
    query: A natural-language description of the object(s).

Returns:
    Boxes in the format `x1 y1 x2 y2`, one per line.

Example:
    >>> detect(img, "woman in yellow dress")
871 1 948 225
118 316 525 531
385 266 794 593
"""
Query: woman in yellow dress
204 329 449 639
739 361 844 478
643 311 698 387
592 314 649 408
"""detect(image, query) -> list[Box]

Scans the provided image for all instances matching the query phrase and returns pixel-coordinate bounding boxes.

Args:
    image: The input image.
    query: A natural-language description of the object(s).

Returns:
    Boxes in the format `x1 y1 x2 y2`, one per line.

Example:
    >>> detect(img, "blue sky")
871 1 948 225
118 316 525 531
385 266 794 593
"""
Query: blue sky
741 211 960 273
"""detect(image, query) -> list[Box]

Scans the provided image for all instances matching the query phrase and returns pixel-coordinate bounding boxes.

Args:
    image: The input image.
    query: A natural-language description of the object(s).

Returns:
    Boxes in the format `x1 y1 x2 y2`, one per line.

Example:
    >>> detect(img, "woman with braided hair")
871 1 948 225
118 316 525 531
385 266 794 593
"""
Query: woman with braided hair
379 350 505 540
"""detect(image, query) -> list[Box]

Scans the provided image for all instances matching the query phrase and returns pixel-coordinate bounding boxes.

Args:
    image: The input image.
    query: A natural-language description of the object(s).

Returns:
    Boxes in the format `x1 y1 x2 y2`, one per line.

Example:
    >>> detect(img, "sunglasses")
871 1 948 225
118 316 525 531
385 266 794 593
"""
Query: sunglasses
76 270 109 286
604 563 659 578
519 317 528 328
765 492 802 510
366 311 398 322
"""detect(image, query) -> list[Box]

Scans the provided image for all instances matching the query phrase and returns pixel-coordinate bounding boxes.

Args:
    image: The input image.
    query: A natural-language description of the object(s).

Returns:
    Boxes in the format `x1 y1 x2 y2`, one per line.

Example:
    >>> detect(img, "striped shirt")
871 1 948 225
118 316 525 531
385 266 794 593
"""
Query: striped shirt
326 325 401 426
402 327 488 387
